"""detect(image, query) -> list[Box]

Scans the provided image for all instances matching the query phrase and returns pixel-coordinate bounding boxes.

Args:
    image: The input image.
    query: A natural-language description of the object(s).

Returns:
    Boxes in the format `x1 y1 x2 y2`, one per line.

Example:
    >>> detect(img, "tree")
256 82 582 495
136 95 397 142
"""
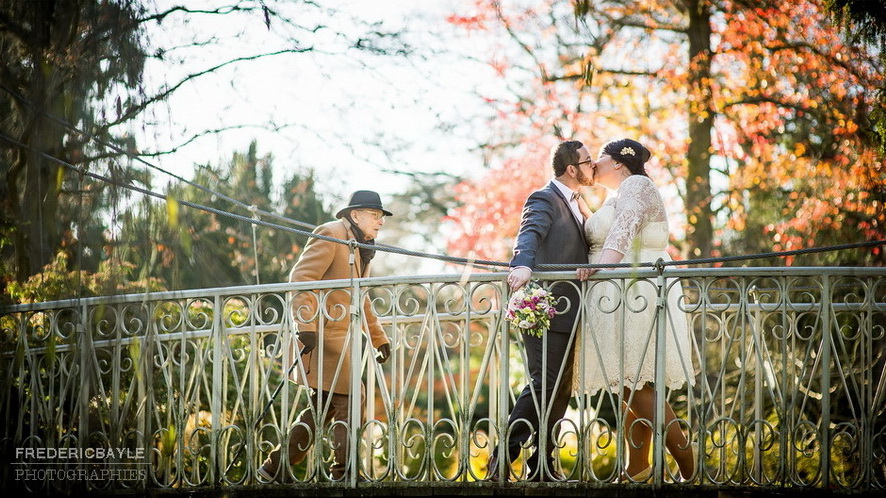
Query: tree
372 170 464 275
444 0 884 266
712 1 884 265
825 0 886 155
0 0 150 286
445 145 555 264
1 0 416 302
115 141 334 291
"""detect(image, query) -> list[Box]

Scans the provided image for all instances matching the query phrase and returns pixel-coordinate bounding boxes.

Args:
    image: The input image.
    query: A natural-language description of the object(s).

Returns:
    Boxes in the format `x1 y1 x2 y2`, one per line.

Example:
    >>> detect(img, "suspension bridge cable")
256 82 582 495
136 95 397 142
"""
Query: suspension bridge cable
4 82 884 270
0 83 416 259
3 131 884 272
536 238 886 270
0 131 508 268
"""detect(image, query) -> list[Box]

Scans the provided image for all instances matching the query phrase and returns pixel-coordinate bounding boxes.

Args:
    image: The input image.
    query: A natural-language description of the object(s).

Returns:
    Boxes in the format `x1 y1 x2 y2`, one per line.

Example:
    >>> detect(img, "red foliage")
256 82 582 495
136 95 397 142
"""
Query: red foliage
442 0 884 265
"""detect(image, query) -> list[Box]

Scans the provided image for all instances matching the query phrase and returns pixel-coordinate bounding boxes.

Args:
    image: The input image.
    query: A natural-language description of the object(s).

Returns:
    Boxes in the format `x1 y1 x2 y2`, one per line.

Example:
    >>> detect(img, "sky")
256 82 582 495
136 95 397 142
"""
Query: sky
138 0 502 209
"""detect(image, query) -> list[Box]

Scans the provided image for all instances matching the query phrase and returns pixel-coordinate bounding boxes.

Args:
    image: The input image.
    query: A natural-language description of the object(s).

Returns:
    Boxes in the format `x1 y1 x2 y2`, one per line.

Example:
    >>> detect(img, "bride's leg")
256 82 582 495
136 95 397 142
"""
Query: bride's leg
662 400 695 479
622 387 652 477
624 386 695 479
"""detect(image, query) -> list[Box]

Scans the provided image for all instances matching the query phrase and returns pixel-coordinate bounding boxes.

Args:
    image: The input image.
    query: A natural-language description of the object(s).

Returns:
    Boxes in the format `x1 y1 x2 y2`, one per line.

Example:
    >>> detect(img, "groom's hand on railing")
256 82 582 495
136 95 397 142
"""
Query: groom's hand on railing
508 267 532 291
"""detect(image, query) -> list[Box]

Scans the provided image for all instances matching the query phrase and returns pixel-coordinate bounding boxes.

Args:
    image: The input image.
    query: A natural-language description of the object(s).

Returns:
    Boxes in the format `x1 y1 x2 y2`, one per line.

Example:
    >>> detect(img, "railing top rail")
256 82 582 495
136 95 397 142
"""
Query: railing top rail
1 266 883 313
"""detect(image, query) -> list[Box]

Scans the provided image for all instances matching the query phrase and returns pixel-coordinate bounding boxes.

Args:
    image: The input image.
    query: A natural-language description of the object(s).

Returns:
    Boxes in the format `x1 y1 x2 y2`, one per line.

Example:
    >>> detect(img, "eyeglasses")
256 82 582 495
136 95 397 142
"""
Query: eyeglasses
572 159 594 167
358 209 386 220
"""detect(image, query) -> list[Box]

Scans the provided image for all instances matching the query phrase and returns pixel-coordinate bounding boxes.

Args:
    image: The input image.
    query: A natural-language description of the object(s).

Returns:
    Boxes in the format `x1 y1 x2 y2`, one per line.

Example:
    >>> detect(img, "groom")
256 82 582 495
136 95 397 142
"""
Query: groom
490 140 594 482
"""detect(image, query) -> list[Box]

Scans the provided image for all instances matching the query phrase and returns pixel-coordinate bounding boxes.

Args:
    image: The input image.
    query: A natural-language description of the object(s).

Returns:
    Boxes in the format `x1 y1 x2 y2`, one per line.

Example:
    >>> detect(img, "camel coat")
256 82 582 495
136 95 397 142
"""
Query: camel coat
288 219 389 395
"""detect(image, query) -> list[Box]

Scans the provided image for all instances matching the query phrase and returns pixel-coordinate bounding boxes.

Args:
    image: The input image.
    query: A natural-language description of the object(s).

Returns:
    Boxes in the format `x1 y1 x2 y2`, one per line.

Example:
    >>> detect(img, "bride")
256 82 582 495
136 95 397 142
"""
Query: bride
574 138 696 482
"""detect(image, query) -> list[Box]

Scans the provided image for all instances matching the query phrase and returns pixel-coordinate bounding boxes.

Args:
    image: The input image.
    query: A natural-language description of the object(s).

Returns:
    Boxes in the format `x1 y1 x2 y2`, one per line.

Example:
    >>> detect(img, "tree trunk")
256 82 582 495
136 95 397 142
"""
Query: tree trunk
21 110 66 279
12 2 70 280
685 0 714 259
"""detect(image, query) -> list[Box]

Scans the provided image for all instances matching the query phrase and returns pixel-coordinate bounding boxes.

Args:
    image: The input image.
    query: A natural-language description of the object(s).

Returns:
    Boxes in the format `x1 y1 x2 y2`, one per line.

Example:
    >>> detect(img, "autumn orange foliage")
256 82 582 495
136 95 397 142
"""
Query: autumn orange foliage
444 0 884 266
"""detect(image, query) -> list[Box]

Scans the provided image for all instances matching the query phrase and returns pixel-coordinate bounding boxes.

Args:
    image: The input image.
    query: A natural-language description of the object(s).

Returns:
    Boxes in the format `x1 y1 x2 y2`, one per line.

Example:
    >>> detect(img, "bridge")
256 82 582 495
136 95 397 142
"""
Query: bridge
1 267 884 496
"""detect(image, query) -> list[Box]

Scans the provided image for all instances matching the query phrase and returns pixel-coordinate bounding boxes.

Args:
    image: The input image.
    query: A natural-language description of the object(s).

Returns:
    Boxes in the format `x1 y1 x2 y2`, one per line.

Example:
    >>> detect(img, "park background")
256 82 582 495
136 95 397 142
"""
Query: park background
2 1 885 490
1 0 884 304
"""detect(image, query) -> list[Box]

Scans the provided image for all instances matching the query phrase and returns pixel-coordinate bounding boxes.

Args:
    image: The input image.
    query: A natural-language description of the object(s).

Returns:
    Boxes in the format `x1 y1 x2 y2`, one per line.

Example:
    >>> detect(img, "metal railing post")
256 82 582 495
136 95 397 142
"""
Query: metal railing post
77 302 90 486
820 275 832 488
391 289 404 480
861 276 875 488
365 335 377 480
778 275 790 487
211 295 224 484
460 285 470 482
652 263 667 486
496 282 510 480
348 250 363 487
141 303 156 487
750 286 764 482
426 284 436 480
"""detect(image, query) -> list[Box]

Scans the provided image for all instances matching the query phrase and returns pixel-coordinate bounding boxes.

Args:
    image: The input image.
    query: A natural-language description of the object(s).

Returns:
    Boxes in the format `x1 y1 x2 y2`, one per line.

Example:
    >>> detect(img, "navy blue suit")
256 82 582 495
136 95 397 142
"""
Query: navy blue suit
502 181 589 479
511 182 589 332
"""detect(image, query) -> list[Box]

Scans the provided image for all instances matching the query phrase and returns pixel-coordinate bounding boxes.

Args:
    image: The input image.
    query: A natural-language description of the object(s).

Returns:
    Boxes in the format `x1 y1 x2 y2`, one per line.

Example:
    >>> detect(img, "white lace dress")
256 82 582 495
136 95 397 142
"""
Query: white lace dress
574 175 696 395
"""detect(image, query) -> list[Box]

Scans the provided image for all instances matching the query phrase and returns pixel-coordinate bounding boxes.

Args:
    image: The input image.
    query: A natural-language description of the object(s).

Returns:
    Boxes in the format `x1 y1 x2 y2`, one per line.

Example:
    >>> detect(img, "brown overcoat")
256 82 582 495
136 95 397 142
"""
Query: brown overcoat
287 219 389 394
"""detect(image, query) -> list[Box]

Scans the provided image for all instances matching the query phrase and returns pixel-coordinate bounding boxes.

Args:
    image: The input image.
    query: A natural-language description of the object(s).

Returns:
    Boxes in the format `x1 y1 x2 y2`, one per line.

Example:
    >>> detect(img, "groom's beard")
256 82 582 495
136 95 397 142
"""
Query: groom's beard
576 166 594 186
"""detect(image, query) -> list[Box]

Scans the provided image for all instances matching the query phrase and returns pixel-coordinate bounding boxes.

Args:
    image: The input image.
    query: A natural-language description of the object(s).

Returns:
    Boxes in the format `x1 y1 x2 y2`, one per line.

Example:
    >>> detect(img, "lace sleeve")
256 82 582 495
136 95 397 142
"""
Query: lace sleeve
601 176 662 255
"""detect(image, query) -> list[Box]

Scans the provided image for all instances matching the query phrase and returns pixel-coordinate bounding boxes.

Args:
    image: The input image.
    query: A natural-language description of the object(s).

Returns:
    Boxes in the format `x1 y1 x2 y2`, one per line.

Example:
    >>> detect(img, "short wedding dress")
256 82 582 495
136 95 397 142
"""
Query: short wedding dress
574 175 695 395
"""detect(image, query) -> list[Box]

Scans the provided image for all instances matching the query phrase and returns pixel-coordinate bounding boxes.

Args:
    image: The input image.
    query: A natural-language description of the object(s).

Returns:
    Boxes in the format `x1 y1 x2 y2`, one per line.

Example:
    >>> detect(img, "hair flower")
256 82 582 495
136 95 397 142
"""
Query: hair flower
621 146 636 156
506 282 557 337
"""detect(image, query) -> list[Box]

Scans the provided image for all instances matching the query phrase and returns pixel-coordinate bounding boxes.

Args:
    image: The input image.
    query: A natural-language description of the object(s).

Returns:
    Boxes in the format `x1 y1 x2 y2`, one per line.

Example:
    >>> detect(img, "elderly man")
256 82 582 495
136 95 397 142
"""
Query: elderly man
259 190 392 483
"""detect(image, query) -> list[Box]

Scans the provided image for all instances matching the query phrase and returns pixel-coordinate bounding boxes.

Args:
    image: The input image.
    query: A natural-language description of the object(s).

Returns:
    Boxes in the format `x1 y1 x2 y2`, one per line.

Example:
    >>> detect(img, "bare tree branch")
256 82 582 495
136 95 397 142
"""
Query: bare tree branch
723 96 820 115
106 48 313 127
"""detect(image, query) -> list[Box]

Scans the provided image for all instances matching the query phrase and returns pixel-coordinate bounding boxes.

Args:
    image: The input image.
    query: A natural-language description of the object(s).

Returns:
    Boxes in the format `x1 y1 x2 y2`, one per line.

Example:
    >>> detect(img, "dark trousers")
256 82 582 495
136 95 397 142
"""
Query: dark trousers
262 391 360 480
500 330 576 475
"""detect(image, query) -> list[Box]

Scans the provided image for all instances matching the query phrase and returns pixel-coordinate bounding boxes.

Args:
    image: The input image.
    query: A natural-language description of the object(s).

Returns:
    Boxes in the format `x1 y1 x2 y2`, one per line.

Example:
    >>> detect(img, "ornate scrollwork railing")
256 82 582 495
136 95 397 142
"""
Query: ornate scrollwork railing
1 267 884 493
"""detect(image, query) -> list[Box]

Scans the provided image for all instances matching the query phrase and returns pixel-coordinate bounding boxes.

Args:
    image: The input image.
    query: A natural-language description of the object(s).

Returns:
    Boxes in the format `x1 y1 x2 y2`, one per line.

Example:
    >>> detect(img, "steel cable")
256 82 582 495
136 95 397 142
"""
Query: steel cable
3 131 884 273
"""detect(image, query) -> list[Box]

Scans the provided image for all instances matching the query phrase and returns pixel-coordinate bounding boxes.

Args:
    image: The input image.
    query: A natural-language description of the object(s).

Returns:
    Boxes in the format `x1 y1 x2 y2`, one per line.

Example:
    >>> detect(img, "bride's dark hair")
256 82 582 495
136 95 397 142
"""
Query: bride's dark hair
602 139 651 176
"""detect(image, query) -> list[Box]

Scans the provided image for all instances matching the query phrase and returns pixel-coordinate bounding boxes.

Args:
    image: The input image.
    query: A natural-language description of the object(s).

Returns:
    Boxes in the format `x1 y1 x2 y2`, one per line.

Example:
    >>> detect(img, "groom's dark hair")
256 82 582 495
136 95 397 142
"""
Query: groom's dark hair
551 140 584 177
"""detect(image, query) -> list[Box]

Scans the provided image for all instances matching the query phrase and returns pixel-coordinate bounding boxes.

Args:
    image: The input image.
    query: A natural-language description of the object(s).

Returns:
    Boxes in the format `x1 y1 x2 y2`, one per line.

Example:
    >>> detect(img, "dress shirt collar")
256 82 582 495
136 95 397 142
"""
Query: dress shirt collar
551 178 584 225
551 178 580 201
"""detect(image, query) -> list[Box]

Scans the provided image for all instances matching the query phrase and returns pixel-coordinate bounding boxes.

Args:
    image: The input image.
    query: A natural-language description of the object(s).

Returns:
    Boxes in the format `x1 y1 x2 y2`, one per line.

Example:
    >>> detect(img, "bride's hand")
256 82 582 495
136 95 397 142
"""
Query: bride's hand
577 199 592 220
577 267 598 281
582 250 624 280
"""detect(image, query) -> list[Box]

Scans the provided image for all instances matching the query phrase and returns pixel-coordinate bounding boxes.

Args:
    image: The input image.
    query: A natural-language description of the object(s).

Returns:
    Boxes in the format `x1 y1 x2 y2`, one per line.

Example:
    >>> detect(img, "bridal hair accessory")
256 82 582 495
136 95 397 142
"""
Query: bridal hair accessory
506 282 557 337
602 139 651 171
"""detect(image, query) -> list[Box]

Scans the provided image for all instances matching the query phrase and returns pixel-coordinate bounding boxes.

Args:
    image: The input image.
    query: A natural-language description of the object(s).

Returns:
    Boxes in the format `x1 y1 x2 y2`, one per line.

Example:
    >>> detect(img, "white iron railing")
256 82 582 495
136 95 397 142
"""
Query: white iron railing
1 267 884 493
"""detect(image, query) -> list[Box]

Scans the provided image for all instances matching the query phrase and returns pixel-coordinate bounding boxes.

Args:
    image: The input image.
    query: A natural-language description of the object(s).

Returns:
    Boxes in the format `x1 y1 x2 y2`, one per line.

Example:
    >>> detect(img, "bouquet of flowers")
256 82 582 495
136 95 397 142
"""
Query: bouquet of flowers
506 282 557 337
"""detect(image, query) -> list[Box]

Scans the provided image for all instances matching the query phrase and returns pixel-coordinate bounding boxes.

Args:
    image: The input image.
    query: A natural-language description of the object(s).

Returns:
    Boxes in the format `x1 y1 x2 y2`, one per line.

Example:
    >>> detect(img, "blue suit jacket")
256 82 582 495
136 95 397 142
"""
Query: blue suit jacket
510 181 589 333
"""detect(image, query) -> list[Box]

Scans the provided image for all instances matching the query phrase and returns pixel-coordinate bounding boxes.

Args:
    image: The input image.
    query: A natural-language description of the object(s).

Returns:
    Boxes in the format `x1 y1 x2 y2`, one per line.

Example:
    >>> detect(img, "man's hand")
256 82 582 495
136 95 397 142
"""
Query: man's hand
507 267 532 291
376 344 391 364
299 331 316 356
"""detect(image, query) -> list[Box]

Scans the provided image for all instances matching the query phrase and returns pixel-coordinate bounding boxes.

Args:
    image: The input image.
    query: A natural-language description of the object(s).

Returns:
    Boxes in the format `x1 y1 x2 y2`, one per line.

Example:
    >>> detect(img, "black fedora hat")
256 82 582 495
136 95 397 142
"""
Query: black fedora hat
336 190 393 219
